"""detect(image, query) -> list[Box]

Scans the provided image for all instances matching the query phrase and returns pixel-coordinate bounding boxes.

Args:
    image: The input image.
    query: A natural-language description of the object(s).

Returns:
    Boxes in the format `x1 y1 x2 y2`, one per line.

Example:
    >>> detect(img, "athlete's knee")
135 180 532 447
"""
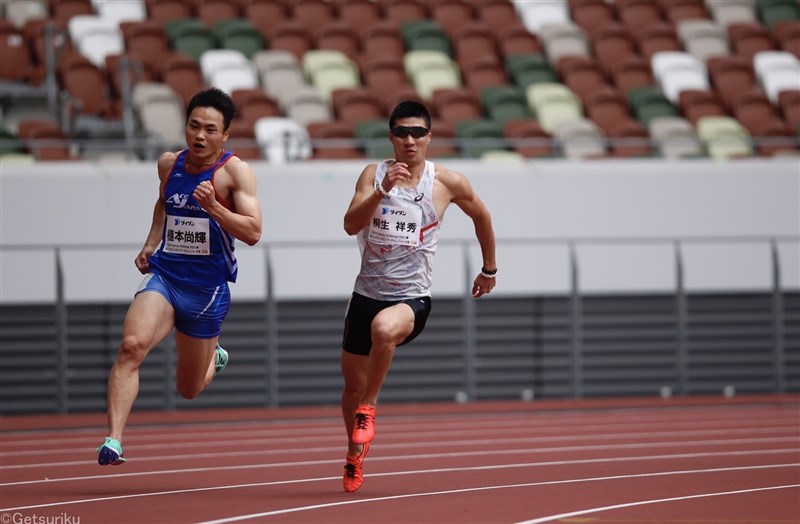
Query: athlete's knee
176 380 203 399
116 335 149 366
370 316 402 347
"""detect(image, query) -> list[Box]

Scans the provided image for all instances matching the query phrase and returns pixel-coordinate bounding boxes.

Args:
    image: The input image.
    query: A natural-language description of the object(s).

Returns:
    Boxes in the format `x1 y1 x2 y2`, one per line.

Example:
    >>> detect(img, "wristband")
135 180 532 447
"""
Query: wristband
481 267 497 279
376 182 390 197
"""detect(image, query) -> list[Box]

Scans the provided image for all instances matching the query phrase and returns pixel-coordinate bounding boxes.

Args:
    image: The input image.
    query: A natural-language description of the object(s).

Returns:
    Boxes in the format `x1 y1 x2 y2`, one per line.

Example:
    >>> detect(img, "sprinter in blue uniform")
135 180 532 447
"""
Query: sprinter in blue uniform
97 88 262 465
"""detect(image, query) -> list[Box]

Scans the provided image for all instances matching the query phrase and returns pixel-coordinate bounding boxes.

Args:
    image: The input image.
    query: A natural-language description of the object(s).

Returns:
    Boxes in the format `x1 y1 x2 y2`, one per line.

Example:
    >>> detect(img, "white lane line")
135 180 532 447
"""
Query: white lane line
1 450 797 512
514 484 800 524
193 468 800 524
2 437 797 485
2 425 797 468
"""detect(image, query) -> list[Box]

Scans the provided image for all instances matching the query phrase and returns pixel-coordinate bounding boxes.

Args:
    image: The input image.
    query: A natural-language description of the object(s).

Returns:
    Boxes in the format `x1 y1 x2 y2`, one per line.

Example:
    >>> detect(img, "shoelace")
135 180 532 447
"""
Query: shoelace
344 463 357 478
354 412 371 430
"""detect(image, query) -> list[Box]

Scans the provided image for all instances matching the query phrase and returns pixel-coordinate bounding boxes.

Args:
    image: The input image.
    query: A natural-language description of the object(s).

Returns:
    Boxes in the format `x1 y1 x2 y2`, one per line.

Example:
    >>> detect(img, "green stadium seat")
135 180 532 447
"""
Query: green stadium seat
401 19 453 56
480 85 534 125
455 118 507 158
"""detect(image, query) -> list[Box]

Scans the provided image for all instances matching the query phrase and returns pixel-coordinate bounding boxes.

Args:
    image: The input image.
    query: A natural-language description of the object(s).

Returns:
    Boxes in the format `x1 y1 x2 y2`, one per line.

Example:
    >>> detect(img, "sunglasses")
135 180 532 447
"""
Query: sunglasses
391 126 429 139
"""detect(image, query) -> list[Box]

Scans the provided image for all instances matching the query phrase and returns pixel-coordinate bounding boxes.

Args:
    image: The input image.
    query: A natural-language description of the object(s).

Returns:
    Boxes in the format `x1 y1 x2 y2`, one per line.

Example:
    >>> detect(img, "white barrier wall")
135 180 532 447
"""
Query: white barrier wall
1 158 798 303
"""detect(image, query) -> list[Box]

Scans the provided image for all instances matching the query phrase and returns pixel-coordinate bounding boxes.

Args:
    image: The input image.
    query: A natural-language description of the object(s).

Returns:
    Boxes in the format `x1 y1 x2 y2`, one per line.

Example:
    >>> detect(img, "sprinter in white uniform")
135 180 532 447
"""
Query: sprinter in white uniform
340 100 497 492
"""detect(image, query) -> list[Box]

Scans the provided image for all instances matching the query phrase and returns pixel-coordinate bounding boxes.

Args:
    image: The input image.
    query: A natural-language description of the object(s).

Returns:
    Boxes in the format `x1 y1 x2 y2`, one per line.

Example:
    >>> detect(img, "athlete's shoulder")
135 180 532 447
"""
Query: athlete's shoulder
157 150 181 175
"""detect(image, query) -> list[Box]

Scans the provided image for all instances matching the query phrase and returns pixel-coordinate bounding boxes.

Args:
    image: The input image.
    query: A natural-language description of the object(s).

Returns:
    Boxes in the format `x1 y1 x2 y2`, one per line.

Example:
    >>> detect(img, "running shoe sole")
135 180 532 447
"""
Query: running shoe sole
97 437 125 466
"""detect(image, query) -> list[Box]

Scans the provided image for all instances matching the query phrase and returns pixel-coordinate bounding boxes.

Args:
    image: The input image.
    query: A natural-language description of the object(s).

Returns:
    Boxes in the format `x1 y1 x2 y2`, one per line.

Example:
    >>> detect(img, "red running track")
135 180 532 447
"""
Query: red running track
1 395 798 524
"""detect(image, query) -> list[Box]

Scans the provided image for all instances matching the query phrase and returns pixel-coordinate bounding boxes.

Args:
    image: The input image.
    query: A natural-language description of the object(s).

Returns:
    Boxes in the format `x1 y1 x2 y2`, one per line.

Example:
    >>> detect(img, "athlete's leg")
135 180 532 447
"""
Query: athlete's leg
341 350 369 455
174 331 219 399
361 303 415 406
107 291 175 441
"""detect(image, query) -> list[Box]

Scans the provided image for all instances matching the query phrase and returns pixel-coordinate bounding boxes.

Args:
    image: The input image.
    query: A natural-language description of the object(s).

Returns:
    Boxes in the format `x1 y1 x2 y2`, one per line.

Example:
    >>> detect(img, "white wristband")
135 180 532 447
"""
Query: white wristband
480 270 497 279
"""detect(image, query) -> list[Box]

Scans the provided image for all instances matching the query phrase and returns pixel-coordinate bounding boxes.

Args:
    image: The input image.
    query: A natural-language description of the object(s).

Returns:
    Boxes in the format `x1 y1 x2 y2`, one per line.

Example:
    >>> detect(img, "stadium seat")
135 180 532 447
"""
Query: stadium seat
728 22 777 60
290 0 336 28
254 116 313 163
496 22 544 58
628 85 679 126
552 118 608 159
314 21 359 61
461 55 508 94
336 0 382 29
331 87 386 127
265 21 313 60
252 49 308 106
132 82 185 146
569 0 616 37
584 86 634 134
282 85 332 127
773 21 800 59
195 0 241 28
159 52 207 106
515 0 570 34
757 0 800 30
0 20 34 84
538 22 591 65
105 52 156 101
707 0 758 30
243 0 289 40
304 51 361 103
119 21 170 73
651 51 710 103
401 19 453 56
432 87 483 126
200 49 249 85
480 85 533 125
50 0 94 25
474 0 519 34
730 87 781 135
610 56 656 94
636 23 683 61
207 60 259 96
451 23 499 70
750 119 798 156
678 89 727 124
93 0 146 24
430 0 476 38
355 118 394 159
3 0 49 29
427 118 459 158
506 53 558 88
58 53 116 118
662 0 710 25
231 88 281 126
359 22 405 62
648 115 704 158
165 18 216 63
614 0 664 40
226 119 261 160
146 0 194 26
404 50 461 99
380 85 425 115
17 119 75 160
677 19 732 62
455 118 507 158
359 55 411 94
557 56 609 103
525 82 583 133
707 55 758 108
67 15 124 68
590 23 639 75
306 120 364 159
381 0 429 26
503 118 554 157
696 115 753 158
753 50 800 103
778 88 800 127
213 19 264 59
609 119 653 157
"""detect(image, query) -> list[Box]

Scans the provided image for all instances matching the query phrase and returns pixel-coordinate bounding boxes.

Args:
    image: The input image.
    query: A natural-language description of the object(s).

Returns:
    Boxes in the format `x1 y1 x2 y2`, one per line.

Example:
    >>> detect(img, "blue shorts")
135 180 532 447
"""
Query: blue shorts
136 272 230 339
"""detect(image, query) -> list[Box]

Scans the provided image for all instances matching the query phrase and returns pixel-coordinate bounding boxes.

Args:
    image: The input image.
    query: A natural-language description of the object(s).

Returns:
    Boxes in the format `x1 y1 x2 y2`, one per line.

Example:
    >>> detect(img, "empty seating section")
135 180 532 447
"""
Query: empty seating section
2 0 799 161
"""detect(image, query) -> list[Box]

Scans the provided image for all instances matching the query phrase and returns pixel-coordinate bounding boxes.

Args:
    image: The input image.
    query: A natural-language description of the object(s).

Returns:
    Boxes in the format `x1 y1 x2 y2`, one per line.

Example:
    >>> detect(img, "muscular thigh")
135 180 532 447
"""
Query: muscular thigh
122 289 175 348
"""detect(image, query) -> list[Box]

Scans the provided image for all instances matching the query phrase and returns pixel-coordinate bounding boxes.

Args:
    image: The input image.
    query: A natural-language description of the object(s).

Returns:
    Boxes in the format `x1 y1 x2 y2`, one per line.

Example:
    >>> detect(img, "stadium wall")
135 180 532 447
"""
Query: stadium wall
1 158 798 304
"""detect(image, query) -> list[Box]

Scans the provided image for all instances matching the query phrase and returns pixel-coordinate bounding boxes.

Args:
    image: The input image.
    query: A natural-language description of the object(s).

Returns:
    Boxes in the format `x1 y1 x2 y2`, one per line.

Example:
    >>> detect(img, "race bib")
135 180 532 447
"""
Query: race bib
367 204 422 247
164 215 210 255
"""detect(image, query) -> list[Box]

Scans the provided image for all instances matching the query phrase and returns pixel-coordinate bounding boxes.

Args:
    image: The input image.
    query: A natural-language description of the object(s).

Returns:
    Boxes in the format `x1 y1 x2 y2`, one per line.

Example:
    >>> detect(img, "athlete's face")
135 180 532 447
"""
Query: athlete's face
389 117 431 164
185 106 228 162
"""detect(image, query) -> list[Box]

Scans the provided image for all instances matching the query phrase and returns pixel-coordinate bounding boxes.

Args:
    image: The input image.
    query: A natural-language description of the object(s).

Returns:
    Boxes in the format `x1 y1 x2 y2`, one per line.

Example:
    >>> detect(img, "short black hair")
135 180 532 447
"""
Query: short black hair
186 88 236 131
389 100 432 129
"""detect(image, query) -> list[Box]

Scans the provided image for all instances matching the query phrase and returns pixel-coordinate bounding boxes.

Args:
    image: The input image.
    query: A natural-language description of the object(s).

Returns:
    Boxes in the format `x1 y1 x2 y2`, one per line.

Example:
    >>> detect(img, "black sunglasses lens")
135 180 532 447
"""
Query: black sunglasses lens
393 126 428 138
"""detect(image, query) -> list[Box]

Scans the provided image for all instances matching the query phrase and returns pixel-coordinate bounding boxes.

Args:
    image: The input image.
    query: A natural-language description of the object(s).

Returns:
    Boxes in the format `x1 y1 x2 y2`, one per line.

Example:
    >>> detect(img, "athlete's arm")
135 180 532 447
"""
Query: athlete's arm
134 152 175 273
194 157 262 246
440 168 497 297
343 164 381 236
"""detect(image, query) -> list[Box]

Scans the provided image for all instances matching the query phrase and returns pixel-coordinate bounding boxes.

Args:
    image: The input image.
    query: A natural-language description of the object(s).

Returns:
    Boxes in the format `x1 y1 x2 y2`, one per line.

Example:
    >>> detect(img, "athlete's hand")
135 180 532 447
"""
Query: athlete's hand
134 246 154 274
382 161 412 192
472 273 496 298
193 180 218 212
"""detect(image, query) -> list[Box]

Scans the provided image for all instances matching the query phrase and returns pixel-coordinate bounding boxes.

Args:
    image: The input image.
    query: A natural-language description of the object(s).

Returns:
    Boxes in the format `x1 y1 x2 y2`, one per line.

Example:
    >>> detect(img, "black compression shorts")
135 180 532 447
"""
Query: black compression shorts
341 292 432 356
